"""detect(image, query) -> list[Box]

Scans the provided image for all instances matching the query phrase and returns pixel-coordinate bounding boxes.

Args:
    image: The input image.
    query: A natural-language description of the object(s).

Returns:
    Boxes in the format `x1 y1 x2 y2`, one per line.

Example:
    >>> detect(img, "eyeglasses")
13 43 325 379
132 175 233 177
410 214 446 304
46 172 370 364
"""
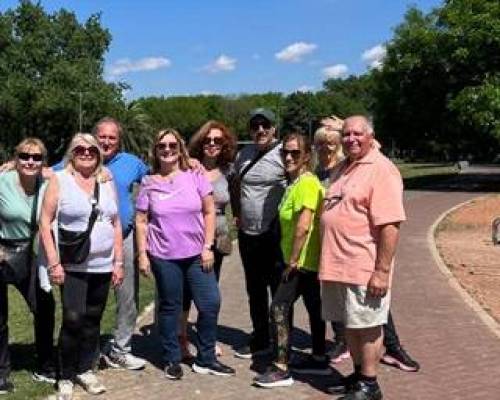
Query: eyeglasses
203 137 224 146
323 194 343 211
249 119 272 131
18 152 43 162
73 145 99 157
280 149 302 159
156 142 178 151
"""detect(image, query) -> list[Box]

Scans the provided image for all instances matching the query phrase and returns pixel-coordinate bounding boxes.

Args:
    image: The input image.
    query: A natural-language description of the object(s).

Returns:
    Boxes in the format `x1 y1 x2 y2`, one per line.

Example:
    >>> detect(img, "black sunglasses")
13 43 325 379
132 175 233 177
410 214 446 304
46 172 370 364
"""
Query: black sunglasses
18 152 43 162
249 119 272 131
203 137 224 146
280 149 302 159
156 142 178 151
73 145 99 157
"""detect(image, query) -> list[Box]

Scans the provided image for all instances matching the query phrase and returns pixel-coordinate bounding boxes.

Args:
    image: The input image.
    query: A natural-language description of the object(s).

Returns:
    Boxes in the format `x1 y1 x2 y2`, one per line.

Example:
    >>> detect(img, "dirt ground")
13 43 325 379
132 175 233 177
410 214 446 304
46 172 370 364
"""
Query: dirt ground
436 195 500 322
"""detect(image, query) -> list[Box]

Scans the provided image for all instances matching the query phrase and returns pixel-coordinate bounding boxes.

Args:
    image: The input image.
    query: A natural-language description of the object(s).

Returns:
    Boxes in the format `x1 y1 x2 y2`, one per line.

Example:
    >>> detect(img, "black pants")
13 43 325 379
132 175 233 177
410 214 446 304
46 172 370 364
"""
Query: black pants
0 276 55 378
271 269 325 366
238 230 283 349
331 310 400 350
59 272 110 380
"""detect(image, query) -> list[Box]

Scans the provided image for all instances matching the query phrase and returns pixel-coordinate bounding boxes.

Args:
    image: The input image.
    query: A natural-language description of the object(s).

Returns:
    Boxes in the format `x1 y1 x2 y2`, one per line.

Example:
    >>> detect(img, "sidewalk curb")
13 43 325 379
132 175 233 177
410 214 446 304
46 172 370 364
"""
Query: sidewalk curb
428 195 500 340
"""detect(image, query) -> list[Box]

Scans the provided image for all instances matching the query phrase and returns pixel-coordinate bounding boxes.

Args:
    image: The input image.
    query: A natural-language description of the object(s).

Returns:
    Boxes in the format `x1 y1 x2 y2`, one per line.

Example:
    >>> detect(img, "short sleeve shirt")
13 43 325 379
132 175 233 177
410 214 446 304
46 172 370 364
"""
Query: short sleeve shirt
319 148 405 285
136 170 212 260
234 142 286 235
279 173 324 272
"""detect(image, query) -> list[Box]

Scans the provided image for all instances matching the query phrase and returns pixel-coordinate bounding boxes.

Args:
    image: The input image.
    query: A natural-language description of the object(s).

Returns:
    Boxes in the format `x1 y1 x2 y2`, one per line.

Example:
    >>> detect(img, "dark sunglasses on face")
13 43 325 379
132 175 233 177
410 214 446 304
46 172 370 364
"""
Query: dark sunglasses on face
280 149 302 159
203 137 224 146
73 145 99 157
156 142 178 151
249 119 272 131
18 152 43 162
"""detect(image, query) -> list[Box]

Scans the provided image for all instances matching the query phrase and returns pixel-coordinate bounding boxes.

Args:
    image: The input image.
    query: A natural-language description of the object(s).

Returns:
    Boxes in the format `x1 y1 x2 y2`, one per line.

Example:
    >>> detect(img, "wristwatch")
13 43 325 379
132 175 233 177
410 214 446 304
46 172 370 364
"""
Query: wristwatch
203 243 216 251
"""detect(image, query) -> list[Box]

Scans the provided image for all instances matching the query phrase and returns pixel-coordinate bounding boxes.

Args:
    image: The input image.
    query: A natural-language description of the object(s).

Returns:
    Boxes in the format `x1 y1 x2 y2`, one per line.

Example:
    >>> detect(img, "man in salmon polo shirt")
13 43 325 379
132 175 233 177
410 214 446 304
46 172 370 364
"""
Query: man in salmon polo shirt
319 115 405 400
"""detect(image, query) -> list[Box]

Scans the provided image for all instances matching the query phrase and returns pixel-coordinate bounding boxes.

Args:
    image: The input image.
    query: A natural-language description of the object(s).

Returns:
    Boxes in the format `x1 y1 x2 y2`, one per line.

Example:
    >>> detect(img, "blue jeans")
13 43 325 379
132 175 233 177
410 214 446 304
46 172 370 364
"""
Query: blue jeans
151 255 221 366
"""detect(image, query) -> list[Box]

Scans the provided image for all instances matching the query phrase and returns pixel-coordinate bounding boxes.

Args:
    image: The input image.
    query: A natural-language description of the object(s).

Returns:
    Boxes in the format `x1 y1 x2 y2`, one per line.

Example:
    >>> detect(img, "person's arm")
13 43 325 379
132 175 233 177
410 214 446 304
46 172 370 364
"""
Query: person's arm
201 194 216 272
135 211 151 277
39 175 65 285
110 183 124 287
288 207 313 268
367 222 400 297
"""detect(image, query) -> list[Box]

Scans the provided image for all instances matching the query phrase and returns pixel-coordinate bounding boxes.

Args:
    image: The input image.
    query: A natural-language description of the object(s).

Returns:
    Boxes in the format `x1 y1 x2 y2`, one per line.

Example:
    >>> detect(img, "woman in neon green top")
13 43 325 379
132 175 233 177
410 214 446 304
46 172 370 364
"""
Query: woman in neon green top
254 133 327 388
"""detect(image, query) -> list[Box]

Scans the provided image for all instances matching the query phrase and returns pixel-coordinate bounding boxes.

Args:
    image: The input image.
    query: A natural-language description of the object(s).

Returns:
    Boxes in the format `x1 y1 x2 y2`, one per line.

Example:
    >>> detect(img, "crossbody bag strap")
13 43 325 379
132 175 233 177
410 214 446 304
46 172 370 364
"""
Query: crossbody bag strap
238 140 280 180
86 181 100 234
29 175 42 239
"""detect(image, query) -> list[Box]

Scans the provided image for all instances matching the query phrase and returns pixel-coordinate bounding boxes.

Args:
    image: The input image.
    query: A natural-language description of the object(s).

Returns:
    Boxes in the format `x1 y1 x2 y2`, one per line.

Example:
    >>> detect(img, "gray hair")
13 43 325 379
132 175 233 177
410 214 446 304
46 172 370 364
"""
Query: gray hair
343 115 375 135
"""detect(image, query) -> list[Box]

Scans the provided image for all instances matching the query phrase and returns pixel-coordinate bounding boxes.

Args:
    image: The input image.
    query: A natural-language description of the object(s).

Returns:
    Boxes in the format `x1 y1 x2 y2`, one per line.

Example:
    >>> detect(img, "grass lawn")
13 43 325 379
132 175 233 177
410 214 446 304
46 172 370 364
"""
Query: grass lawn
396 162 458 188
7 275 155 399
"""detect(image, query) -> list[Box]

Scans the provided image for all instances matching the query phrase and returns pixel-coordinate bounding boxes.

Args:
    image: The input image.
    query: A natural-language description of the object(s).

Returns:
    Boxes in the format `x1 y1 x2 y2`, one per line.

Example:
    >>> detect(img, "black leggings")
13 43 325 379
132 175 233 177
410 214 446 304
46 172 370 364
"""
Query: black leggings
0 278 55 378
59 272 110 380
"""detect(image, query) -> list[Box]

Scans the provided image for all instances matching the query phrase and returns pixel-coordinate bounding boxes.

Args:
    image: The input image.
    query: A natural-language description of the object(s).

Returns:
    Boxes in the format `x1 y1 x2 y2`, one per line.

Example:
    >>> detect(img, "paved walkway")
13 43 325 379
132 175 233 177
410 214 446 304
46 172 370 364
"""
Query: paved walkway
74 189 500 400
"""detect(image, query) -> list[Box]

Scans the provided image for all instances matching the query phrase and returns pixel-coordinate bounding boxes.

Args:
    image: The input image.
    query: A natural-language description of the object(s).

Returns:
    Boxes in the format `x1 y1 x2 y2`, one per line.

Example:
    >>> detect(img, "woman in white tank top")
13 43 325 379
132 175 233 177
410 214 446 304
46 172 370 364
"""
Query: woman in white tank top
39 133 123 399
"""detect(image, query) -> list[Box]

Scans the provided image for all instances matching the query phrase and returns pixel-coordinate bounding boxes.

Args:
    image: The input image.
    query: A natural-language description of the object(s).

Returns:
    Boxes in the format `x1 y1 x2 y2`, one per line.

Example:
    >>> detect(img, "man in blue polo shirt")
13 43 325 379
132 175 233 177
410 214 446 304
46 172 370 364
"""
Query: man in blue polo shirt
53 117 149 370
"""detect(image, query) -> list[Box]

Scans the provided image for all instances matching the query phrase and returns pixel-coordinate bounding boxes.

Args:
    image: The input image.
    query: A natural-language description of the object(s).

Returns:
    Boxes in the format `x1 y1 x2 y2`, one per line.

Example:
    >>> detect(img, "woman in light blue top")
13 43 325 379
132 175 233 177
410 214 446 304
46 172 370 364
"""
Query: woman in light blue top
0 138 56 393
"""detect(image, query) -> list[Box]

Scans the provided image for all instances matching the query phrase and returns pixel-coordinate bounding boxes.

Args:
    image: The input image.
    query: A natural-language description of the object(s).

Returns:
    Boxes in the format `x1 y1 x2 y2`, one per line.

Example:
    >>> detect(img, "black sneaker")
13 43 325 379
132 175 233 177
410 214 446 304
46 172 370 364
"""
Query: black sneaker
327 372 358 395
32 367 57 384
290 355 331 376
339 380 382 400
0 377 14 394
233 344 270 359
381 345 419 372
253 365 293 388
164 362 183 380
192 360 235 376
328 341 350 364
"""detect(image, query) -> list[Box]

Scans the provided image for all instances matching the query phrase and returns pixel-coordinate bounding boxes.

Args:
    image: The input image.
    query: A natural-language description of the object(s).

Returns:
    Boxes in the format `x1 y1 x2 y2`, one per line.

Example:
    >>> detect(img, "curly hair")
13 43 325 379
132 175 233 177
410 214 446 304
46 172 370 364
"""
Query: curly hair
188 120 237 168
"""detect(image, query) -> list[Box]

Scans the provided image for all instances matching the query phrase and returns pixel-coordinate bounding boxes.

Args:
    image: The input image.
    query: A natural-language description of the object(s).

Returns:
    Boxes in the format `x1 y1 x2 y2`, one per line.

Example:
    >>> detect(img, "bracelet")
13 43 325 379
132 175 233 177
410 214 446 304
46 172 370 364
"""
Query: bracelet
114 260 124 266
47 261 60 271
203 243 215 251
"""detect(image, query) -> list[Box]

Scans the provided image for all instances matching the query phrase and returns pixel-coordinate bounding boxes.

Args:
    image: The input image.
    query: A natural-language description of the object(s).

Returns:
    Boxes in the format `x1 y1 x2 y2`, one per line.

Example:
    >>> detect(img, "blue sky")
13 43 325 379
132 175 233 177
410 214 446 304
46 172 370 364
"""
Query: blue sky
2 0 442 99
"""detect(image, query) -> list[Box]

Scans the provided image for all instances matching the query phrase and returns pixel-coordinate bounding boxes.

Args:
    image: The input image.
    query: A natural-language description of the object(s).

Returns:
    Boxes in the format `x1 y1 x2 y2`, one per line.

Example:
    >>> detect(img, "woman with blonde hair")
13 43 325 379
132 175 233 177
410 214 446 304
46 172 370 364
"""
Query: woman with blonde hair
0 138 56 393
136 128 235 380
314 125 344 184
40 133 124 399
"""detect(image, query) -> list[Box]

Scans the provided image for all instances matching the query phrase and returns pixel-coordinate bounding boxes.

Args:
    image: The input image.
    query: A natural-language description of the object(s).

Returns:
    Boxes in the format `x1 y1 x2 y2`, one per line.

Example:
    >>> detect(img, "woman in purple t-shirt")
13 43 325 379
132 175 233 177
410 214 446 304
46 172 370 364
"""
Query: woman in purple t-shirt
135 128 235 380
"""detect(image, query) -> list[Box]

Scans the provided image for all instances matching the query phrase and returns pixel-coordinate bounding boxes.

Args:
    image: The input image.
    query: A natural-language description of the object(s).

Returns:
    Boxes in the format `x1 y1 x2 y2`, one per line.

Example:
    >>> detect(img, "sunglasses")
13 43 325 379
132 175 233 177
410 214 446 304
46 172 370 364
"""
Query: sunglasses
156 142 178 151
249 119 272 131
203 137 224 146
18 152 43 162
73 145 99 157
280 149 302 159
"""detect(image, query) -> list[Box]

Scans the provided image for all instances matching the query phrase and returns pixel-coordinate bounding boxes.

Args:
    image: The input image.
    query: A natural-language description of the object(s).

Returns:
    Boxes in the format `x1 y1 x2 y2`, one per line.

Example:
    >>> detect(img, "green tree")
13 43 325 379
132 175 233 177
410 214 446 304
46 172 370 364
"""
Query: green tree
374 0 500 160
0 1 123 161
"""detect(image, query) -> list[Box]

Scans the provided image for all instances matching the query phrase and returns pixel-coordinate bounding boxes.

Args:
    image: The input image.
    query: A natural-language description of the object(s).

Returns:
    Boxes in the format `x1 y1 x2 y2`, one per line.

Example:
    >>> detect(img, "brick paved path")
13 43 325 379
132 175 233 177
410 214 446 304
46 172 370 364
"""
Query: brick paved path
72 190 500 400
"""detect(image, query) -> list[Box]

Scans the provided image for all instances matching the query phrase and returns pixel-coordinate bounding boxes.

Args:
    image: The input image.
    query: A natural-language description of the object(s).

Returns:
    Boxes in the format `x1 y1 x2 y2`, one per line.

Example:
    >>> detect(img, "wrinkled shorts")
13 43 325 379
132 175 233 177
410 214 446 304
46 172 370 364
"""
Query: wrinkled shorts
321 282 390 329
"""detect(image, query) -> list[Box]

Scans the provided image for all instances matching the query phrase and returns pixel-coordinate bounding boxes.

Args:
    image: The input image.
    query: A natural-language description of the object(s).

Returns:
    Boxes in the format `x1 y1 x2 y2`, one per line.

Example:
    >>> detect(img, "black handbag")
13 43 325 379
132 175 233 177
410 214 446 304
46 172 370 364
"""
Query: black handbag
0 177 41 285
58 182 100 265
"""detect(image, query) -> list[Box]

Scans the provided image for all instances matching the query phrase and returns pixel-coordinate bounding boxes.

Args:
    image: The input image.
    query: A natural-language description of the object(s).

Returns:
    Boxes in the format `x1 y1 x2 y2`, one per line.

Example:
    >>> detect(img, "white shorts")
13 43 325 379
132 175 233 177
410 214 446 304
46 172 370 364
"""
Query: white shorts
321 282 390 329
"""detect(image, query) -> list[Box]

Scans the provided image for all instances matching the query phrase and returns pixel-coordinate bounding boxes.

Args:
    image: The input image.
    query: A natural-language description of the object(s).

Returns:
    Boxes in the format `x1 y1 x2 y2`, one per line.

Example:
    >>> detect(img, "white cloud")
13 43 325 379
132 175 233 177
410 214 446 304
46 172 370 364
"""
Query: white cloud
200 90 213 96
202 54 237 73
322 64 349 79
361 44 386 69
275 42 318 63
107 57 171 77
297 85 314 93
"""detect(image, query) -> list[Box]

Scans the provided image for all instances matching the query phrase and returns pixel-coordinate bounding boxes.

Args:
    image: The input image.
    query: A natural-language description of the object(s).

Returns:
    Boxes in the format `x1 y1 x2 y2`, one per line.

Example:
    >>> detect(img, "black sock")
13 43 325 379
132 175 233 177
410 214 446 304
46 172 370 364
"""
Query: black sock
359 374 379 388
354 364 362 378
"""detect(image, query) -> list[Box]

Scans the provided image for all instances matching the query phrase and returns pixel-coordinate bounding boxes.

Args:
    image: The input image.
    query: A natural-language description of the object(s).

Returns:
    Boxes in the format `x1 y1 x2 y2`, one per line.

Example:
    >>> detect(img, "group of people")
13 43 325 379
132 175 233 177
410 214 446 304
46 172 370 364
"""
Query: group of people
0 109 419 400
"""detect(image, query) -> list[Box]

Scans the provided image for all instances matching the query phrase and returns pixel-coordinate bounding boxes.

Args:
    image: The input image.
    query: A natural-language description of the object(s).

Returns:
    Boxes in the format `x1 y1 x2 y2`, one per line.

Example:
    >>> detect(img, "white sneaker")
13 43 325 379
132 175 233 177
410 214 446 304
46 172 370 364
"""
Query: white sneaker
75 371 106 395
103 352 146 370
56 380 74 400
